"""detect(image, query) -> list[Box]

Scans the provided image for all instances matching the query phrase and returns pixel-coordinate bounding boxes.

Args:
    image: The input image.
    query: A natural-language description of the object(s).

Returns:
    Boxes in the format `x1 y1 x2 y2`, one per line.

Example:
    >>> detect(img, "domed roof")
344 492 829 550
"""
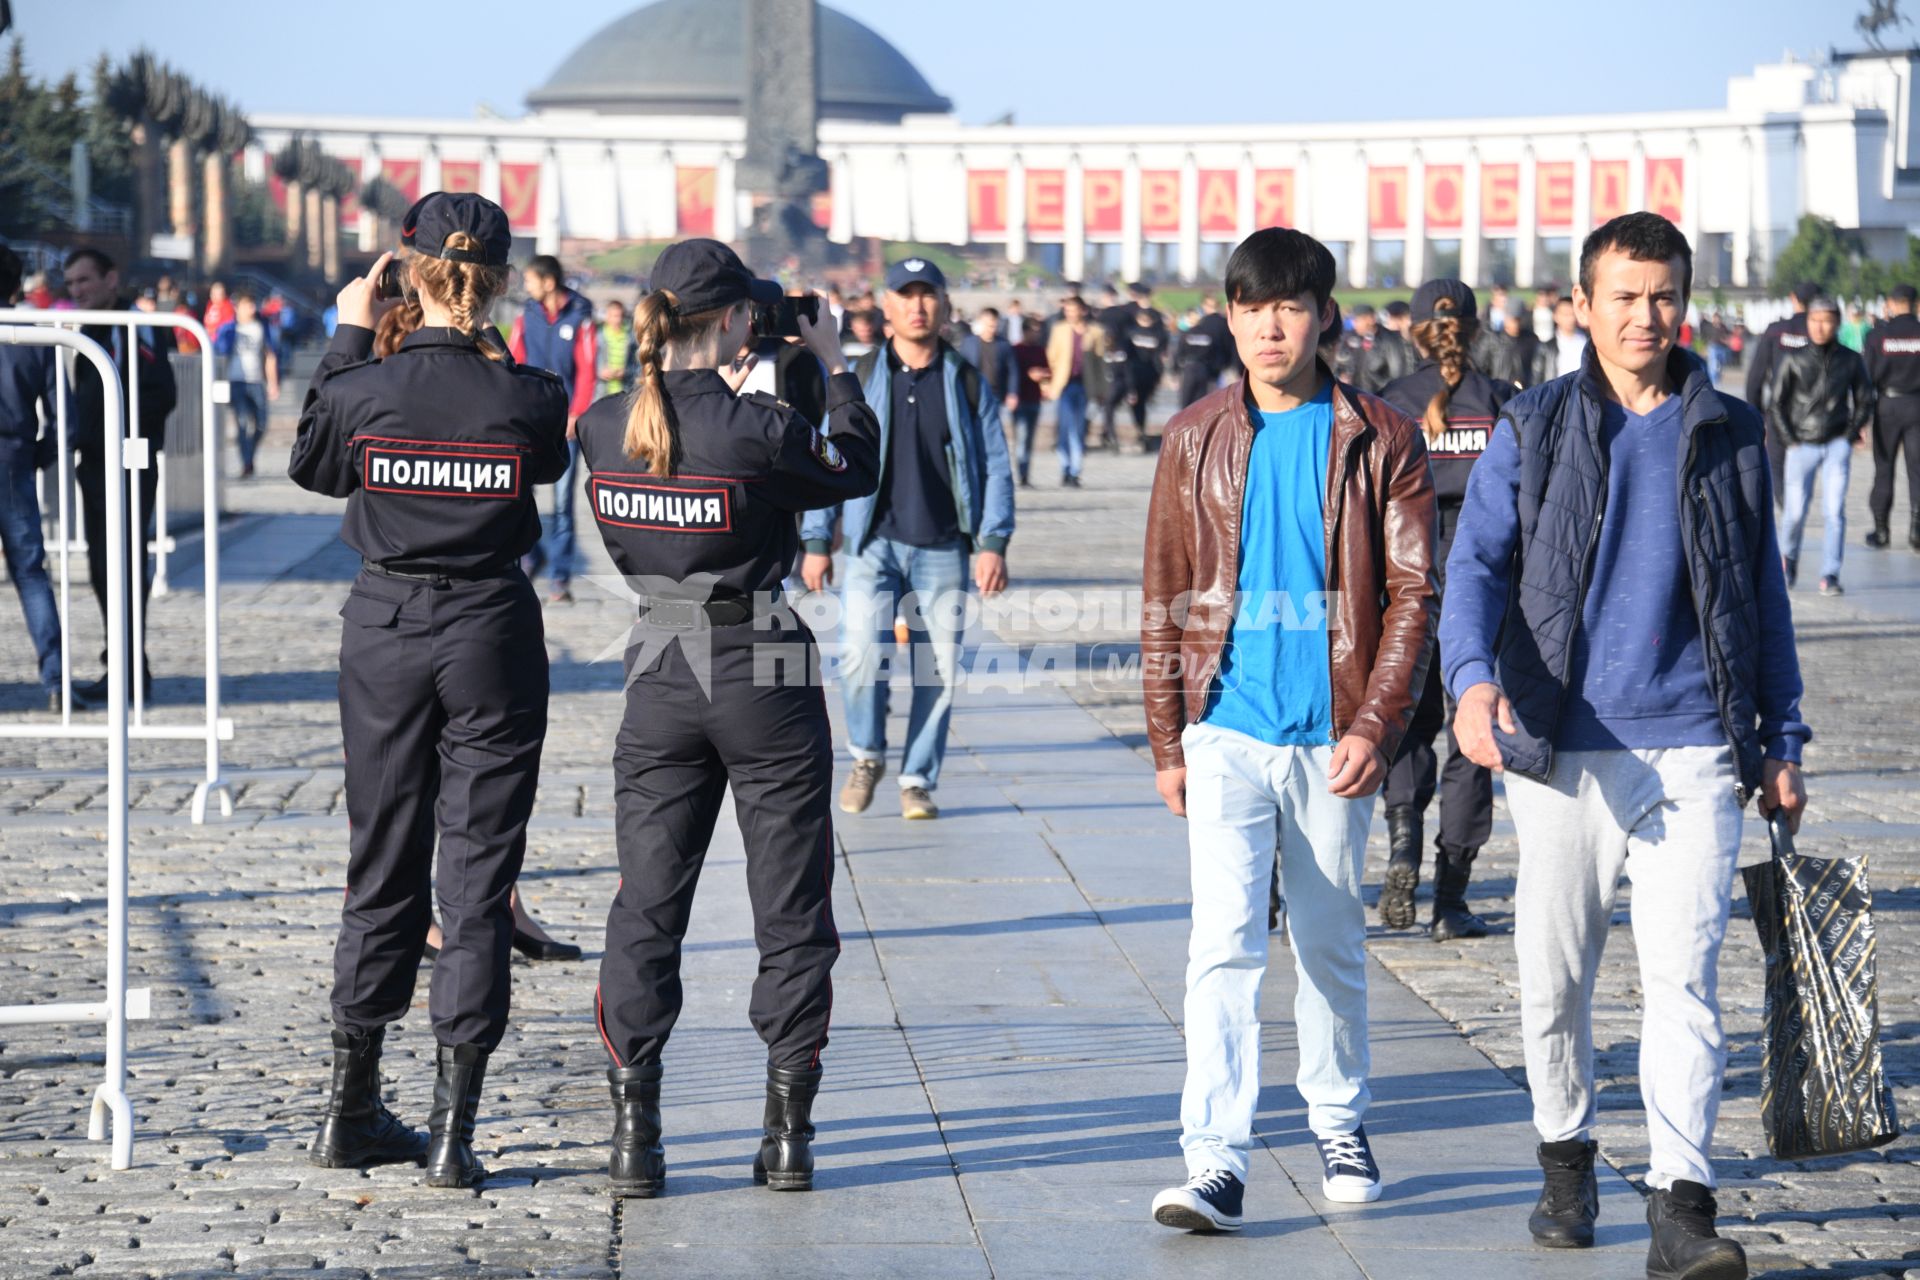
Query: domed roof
527 0 951 122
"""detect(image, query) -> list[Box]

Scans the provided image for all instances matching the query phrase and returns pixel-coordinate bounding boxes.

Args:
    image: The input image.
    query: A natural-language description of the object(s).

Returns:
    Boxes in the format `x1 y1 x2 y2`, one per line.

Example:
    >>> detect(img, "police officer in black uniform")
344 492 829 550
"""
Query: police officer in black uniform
574 239 879 1199
1174 300 1234 408
1865 282 1920 550
290 193 569 1190
1376 280 1511 941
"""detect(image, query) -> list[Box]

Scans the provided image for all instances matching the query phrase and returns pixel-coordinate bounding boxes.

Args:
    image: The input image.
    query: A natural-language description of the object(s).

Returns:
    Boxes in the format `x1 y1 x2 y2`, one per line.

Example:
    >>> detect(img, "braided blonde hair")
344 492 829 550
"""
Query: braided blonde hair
377 232 511 362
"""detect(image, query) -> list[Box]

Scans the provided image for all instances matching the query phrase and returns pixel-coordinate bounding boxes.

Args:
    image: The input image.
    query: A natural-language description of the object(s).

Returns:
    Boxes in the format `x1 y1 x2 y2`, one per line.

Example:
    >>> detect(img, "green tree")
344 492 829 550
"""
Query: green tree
1769 215 1867 297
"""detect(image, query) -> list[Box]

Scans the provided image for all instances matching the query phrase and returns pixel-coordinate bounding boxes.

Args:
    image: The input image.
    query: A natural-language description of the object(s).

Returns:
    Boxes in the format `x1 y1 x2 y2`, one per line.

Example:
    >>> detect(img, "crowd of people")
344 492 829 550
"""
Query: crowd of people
3 187 1911 1280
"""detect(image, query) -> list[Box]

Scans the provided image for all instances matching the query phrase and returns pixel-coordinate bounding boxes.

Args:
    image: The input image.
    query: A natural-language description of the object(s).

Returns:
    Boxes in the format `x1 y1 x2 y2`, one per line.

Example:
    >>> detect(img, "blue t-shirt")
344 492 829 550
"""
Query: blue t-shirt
1205 384 1334 746
1557 394 1724 750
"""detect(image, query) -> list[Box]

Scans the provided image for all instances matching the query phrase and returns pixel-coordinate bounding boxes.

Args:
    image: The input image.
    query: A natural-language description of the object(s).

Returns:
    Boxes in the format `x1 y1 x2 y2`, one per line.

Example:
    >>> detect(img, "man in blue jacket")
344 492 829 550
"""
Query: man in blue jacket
1444 213 1808 1280
800 258 1015 821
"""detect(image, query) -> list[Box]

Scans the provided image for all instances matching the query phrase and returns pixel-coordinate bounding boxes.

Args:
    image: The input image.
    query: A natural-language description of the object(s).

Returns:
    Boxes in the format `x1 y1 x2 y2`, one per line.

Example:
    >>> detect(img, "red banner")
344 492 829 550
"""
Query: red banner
811 189 832 231
1198 170 1237 237
1536 161 1574 229
1254 169 1293 228
1424 164 1464 231
1141 171 1180 238
338 157 362 222
1084 170 1122 237
1646 157 1685 224
439 160 481 195
1591 159 1629 225
1481 164 1520 231
673 166 712 238
1369 167 1408 233
380 158 422 206
967 170 1008 236
1026 169 1066 236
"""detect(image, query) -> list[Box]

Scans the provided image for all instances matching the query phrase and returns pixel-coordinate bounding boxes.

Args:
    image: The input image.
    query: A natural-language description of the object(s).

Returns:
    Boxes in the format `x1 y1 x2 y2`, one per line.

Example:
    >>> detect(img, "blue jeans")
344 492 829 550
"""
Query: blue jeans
0 445 62 689
228 381 267 472
532 437 582 589
837 536 968 791
1055 381 1088 479
1010 402 1040 482
1779 436 1852 580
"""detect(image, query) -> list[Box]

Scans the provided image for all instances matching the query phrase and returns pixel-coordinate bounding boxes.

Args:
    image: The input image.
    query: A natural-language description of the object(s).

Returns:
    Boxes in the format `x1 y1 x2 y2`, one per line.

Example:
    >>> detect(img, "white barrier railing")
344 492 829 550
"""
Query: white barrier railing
0 309 233 823
0 324 151 1170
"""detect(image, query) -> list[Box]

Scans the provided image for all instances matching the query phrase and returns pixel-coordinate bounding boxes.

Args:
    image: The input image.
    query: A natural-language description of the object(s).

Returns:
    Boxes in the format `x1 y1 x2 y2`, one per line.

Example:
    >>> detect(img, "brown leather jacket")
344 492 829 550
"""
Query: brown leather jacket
1141 365 1438 771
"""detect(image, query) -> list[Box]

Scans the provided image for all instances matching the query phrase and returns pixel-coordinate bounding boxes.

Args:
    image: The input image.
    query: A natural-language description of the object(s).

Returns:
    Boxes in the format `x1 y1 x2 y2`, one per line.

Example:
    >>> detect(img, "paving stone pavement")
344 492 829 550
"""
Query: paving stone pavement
0 386 1914 1277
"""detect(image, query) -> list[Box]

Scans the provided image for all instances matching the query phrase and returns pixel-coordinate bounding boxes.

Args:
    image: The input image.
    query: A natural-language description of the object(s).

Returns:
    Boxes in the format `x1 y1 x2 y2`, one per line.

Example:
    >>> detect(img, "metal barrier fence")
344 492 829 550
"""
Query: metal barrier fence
0 323 149 1170
0 309 233 823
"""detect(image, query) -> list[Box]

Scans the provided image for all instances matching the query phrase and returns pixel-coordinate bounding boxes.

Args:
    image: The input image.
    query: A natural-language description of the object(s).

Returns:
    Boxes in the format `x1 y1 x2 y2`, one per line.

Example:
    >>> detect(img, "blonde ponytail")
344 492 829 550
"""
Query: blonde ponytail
622 288 731 476
1411 299 1477 442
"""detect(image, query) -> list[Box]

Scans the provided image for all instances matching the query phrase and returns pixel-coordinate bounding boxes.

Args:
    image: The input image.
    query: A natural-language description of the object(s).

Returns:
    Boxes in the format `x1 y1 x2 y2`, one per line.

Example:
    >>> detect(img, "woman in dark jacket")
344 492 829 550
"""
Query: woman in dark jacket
1376 280 1513 941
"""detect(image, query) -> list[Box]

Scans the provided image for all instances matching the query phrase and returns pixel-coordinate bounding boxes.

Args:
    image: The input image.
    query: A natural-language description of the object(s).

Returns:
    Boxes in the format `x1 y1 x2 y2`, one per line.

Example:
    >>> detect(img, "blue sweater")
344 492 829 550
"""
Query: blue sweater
1444 393 1806 764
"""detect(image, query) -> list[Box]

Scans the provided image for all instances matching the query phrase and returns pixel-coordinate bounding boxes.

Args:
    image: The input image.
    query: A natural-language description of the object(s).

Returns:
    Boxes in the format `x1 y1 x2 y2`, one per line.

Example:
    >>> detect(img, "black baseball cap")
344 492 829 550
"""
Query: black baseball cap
1891 283 1918 304
886 256 947 292
649 238 782 314
400 192 512 266
1411 279 1477 323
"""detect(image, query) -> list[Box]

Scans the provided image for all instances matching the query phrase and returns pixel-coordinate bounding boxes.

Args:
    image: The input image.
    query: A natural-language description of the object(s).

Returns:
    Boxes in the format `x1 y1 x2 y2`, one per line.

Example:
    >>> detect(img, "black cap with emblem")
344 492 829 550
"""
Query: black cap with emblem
648 238 784 314
400 192 513 266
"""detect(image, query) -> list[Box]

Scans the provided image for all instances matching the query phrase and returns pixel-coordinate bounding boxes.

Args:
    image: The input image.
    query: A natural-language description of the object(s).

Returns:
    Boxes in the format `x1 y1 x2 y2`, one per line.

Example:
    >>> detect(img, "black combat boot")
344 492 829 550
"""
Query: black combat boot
423 1043 489 1189
1527 1138 1598 1248
1429 844 1489 941
608 1063 666 1198
752 1065 822 1191
1378 806 1423 929
309 1026 428 1168
1864 519 1891 548
1645 1180 1747 1279
1910 513 1920 551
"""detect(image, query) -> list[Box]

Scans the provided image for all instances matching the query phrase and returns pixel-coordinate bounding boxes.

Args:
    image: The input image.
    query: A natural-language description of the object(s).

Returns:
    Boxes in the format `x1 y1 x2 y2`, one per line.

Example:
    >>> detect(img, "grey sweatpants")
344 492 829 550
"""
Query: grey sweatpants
1504 746 1743 1189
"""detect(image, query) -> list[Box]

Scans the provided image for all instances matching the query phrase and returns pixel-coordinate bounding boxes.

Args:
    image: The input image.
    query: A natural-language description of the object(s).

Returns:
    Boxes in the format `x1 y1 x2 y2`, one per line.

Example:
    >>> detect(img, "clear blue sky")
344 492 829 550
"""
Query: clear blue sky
11 0 1867 125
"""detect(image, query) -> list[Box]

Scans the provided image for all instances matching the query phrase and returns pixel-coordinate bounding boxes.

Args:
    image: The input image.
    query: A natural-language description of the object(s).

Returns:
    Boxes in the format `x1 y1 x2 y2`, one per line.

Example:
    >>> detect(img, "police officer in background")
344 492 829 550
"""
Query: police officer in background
1746 281 1816 497
574 239 879 1200
1376 280 1510 940
290 193 569 1190
1365 300 1418 392
1865 282 1920 550
1174 296 1234 408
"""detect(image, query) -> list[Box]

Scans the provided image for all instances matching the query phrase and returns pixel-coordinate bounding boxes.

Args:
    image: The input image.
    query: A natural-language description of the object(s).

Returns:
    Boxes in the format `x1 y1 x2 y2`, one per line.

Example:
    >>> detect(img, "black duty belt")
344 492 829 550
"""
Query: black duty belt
636 596 756 629
362 558 518 583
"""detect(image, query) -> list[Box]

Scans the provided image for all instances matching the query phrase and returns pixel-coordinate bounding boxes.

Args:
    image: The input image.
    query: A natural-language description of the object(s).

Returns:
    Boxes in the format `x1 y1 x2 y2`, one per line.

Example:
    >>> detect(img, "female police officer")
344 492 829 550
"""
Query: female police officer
575 239 878 1198
290 192 569 1189
1376 279 1511 941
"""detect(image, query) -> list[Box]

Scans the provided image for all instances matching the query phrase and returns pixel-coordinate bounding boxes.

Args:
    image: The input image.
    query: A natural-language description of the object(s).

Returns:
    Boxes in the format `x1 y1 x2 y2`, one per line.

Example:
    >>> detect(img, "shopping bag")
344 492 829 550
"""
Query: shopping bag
1741 815 1900 1160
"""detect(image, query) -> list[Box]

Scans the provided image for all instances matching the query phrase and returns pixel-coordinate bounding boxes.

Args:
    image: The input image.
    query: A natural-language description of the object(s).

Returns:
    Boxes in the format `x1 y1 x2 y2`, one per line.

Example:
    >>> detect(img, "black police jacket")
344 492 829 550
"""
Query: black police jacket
1765 340 1876 446
1866 312 1920 399
1379 360 1514 506
288 325 570 574
1175 312 1233 380
1362 330 1416 394
1744 313 1809 412
576 368 879 603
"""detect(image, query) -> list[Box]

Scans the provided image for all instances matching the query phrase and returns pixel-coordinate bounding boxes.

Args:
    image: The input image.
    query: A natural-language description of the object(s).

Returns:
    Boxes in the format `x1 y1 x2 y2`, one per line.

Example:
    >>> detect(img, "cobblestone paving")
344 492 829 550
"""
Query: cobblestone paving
1 384 1915 1276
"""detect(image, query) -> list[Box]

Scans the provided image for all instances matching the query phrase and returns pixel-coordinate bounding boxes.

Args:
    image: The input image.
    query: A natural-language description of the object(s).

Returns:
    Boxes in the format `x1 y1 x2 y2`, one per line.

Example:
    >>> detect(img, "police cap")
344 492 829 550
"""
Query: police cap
1411 278 1477 323
400 192 512 266
885 256 947 293
649 238 783 314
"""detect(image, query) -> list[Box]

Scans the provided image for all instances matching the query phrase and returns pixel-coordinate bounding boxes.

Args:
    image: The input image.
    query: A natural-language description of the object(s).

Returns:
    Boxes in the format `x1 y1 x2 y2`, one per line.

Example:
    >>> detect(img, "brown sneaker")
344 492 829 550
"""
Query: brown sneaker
839 759 886 814
900 786 939 820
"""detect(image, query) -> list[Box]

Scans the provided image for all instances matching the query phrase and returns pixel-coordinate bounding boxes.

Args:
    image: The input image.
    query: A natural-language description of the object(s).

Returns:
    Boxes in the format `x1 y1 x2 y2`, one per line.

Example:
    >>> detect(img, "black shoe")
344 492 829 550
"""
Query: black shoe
511 929 582 962
1818 574 1843 597
1646 1180 1747 1280
608 1063 666 1198
423 1043 489 1189
1865 520 1891 548
1379 806 1423 929
1430 845 1489 941
752 1065 822 1191
1911 515 1920 551
309 1027 428 1168
1528 1138 1598 1248
1781 556 1797 588
1151 1168 1244 1232
76 671 154 704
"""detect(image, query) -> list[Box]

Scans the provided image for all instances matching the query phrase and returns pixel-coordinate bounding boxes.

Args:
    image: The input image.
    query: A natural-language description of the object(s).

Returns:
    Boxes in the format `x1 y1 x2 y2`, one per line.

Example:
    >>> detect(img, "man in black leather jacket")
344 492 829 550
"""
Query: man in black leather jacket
1767 296 1876 594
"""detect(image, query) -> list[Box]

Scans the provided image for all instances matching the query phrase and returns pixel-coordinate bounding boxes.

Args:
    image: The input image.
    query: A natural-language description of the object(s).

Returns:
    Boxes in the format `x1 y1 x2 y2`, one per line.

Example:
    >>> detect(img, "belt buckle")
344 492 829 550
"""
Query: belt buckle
644 600 702 631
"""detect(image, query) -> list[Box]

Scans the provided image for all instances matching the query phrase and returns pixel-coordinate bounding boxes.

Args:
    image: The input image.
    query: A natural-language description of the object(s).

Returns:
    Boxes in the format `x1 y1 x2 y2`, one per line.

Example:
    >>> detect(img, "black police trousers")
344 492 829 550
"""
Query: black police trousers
330 567 547 1051
1178 365 1216 409
1383 659 1493 856
598 623 839 1073
1870 396 1920 525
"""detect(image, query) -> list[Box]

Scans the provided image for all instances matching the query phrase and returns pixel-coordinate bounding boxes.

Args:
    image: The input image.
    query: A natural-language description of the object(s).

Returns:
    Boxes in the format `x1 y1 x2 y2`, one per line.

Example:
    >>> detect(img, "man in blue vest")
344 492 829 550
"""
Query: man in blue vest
1445 212 1809 1280
508 255 598 603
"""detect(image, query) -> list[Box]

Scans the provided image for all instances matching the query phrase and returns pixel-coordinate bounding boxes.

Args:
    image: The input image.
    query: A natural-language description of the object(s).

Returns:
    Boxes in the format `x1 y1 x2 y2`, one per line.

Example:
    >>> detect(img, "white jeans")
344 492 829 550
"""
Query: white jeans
1178 722 1376 1180
1504 746 1743 1189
